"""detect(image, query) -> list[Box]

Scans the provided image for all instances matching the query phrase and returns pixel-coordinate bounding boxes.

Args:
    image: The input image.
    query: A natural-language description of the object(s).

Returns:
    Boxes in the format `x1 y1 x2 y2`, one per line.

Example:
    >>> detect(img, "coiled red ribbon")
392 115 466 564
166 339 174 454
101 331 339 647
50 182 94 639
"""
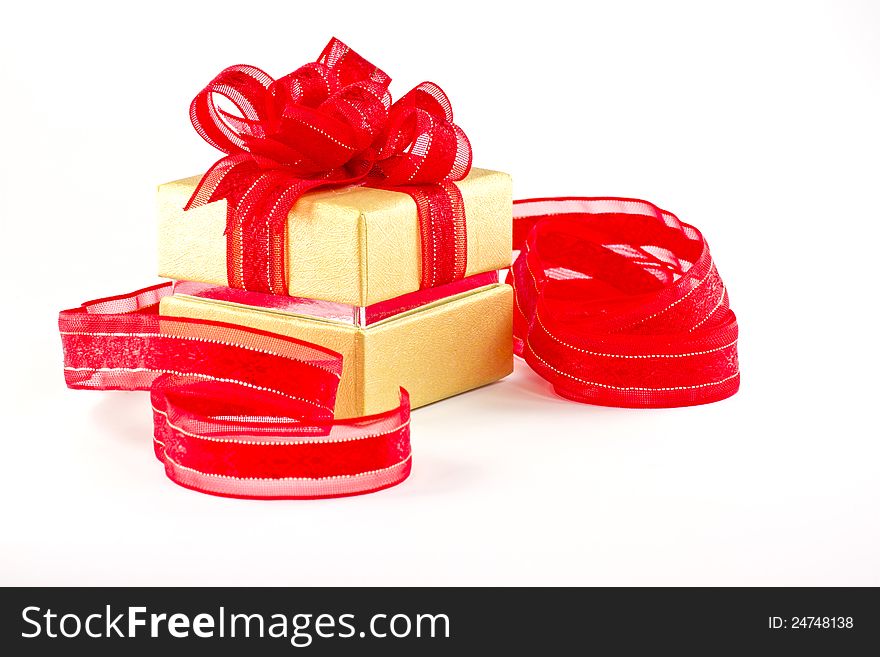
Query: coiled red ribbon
187 38 471 294
510 198 739 407
58 40 739 499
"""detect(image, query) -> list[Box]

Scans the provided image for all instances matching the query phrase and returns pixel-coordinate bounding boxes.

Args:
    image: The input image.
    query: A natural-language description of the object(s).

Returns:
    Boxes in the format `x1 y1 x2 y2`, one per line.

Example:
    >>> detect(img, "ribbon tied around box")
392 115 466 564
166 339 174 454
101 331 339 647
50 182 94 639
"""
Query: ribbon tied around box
186 37 472 294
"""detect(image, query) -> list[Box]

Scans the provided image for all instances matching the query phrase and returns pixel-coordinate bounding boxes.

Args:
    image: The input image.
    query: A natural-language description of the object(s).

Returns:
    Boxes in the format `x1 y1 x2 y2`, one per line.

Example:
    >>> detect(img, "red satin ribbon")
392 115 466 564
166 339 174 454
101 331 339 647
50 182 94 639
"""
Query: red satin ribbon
187 38 471 295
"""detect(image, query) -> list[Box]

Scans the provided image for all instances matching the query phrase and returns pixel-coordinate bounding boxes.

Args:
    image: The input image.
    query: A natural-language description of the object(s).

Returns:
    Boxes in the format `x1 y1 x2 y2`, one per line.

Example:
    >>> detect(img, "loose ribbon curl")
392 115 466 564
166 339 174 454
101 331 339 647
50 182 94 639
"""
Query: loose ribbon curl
59 284 411 499
187 38 471 294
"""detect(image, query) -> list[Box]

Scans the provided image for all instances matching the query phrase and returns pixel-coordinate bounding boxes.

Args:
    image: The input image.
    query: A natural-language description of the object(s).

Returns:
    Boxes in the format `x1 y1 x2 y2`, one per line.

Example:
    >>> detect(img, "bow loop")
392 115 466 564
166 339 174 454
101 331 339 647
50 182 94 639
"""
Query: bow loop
273 62 338 108
189 65 276 155
396 81 454 122
370 82 472 185
321 81 392 142
317 37 391 89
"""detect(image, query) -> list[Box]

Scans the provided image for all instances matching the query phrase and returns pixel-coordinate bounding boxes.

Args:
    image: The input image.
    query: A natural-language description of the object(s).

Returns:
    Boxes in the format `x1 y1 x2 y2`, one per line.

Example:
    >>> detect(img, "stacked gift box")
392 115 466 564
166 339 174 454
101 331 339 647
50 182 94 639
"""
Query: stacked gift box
156 167 514 419
57 37 740 501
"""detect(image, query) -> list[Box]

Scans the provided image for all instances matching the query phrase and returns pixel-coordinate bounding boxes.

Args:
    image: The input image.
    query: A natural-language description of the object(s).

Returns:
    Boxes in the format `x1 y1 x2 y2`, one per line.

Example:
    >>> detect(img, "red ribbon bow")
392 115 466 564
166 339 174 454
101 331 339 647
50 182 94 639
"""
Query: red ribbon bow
186 37 472 294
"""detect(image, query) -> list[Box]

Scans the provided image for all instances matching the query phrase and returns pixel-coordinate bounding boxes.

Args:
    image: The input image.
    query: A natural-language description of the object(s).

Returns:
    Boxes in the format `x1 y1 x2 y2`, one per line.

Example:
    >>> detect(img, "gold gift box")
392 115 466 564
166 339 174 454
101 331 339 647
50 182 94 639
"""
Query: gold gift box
159 282 513 419
157 168 512 306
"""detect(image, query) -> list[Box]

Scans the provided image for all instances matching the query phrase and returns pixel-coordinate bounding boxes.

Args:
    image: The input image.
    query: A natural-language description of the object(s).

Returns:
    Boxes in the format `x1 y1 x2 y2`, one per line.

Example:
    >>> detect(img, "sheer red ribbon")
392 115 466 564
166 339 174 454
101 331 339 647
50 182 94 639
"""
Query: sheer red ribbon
510 198 739 407
59 197 738 498
59 284 411 499
186 37 471 294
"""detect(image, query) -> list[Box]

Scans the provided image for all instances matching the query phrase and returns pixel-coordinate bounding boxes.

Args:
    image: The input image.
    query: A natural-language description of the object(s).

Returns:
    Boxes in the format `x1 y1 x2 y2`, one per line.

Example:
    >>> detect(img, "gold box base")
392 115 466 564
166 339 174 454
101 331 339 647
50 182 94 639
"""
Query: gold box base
159 284 513 419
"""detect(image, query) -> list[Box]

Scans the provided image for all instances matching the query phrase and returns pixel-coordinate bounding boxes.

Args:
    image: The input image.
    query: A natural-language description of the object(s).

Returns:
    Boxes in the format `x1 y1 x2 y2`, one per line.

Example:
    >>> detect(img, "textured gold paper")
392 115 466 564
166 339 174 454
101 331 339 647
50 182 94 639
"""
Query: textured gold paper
159 284 513 419
157 168 512 306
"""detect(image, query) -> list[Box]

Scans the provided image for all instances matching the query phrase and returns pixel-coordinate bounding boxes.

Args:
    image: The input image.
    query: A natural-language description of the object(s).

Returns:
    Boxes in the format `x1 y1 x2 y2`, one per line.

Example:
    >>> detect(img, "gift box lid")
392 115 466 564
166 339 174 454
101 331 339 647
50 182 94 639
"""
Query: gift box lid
158 167 512 306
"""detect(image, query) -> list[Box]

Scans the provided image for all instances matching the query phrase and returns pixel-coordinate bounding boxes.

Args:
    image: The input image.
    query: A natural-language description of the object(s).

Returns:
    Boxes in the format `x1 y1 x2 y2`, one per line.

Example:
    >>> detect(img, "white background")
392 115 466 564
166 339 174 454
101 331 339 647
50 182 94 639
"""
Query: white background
1 0 878 585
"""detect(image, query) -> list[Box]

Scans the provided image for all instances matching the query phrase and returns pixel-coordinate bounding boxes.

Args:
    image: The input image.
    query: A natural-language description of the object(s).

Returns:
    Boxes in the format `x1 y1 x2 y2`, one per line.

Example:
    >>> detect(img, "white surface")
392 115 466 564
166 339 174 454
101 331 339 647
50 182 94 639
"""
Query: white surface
1 0 878 585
